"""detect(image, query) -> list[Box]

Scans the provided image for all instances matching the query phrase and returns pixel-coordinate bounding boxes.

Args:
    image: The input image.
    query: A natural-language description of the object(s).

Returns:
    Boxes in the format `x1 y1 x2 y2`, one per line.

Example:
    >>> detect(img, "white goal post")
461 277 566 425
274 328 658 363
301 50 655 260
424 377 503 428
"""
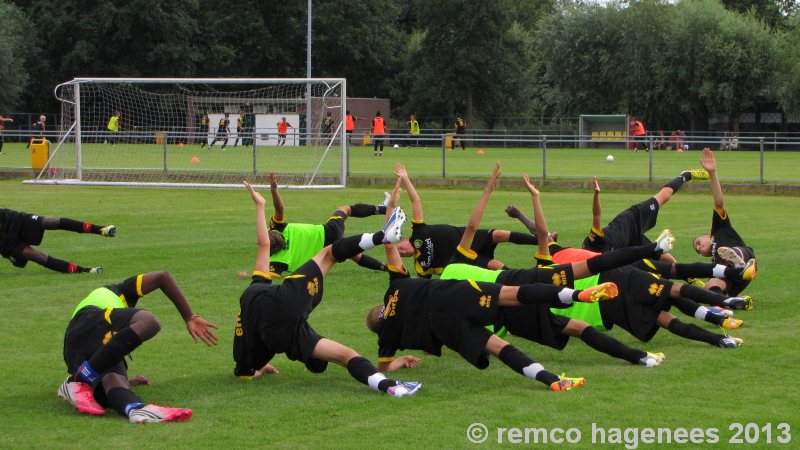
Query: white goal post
25 77 348 189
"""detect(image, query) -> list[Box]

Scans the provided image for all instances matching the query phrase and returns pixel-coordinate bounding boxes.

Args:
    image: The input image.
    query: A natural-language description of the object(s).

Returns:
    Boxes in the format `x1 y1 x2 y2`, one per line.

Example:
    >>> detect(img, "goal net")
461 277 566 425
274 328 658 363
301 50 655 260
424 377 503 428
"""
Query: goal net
27 78 347 189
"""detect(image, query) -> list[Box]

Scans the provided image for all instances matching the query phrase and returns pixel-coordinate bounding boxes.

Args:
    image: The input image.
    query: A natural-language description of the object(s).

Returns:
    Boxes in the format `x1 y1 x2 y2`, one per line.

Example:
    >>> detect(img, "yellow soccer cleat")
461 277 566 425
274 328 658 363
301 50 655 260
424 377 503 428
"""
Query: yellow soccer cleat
578 282 619 303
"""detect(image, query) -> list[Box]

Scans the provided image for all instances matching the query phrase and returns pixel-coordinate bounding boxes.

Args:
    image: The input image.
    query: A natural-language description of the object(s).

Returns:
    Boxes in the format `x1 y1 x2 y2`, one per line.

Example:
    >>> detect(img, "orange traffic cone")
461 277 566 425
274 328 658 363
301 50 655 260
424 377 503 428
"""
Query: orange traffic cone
191 156 200 163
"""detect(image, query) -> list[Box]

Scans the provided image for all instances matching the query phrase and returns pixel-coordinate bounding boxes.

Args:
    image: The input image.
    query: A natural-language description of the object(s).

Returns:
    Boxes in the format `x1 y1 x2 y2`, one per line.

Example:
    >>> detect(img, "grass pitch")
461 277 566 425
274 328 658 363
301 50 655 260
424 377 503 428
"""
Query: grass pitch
0 177 798 449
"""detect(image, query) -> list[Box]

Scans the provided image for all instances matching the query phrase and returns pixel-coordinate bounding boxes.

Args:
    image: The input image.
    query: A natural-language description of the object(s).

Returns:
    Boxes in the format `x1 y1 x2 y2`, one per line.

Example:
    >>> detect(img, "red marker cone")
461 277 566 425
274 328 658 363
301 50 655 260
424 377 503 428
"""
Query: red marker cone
191 156 200 163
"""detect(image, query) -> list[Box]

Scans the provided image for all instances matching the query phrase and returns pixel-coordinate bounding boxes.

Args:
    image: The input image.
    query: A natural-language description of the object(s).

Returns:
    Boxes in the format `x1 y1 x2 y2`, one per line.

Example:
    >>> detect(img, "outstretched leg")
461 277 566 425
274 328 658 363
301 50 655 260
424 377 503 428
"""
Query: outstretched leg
21 245 101 274
561 319 662 366
487 335 583 391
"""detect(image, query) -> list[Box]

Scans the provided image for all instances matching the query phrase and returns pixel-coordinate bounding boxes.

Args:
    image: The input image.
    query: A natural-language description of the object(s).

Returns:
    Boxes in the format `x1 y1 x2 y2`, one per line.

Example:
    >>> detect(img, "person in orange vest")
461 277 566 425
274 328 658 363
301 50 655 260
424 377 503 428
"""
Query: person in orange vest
276 117 293 146
344 110 361 146
634 119 647 152
371 111 387 157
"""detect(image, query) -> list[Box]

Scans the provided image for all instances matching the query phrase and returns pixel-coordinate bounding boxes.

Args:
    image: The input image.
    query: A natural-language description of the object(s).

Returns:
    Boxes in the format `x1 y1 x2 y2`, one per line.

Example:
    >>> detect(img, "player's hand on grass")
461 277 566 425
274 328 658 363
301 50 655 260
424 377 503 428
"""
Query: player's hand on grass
186 315 219 346
388 355 421 371
254 363 279 377
522 174 539 197
701 147 716 173
269 172 278 190
243 180 266 207
593 176 601 193
129 375 151 386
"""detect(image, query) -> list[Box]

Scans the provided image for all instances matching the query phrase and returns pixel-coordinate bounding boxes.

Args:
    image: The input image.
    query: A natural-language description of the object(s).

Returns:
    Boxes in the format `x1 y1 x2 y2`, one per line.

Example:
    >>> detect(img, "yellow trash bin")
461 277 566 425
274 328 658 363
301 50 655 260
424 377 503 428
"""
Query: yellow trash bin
445 133 454 149
29 138 50 172
362 131 371 145
155 131 165 145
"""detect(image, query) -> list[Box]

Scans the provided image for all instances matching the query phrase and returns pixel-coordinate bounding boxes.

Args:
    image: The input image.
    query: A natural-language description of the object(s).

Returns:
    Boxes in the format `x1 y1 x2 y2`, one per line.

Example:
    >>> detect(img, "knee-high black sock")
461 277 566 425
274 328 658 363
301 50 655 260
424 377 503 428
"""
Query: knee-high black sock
331 233 384 262
579 326 645 364
106 387 144 417
41 256 88 274
346 356 396 392
586 243 657 274
87 328 143 376
667 318 724 346
517 283 577 305
671 295 725 325
355 253 386 271
349 203 386 218
663 176 685 194
674 263 740 280
508 231 538 245
497 345 559 386
679 283 726 307
59 218 101 234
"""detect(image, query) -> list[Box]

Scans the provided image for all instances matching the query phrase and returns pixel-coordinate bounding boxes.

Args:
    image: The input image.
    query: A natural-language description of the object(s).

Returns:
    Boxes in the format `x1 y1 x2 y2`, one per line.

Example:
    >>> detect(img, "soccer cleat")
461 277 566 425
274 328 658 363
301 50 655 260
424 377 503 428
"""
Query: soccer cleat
723 296 753 311
381 191 391 207
387 381 422 398
707 306 733 318
577 282 619 303
721 318 744 329
686 278 706 288
128 404 193 424
89 267 103 275
681 169 710 181
100 225 117 237
382 207 407 244
717 246 746 269
718 336 743 348
550 374 586 392
57 379 105 415
741 258 757 281
655 229 675 254
638 352 666 367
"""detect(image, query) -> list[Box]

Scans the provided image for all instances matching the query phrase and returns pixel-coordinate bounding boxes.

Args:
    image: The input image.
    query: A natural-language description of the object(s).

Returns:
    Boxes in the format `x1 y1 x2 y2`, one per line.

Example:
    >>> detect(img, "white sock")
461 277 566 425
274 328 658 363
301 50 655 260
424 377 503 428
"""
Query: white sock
712 265 727 278
558 288 575 305
367 372 386 391
522 363 545 380
694 306 709 321
359 233 376 251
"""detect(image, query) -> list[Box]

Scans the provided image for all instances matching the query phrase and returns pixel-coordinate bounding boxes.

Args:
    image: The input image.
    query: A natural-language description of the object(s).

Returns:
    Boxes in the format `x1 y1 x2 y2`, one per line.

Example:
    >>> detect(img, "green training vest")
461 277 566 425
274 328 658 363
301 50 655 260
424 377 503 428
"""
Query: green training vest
71 287 125 318
271 223 325 272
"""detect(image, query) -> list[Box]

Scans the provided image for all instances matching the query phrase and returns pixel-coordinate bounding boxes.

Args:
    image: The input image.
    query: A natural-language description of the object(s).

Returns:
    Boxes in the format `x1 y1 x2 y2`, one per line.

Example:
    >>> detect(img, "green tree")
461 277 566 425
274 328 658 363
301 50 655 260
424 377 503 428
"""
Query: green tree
774 15 800 114
0 2 38 111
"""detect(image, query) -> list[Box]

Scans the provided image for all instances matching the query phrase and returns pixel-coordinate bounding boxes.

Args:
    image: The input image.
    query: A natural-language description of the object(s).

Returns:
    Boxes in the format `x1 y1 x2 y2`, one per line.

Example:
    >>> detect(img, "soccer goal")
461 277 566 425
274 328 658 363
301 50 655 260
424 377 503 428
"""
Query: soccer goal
26 78 347 189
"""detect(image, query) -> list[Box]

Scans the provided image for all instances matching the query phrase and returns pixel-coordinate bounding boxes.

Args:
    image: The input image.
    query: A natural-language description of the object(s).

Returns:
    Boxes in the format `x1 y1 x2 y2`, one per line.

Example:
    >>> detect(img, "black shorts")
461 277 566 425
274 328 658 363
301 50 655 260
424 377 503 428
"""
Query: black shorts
599 266 673 342
501 305 570 350
0 209 46 267
63 306 139 377
471 229 499 259
428 280 501 369
278 133 287 139
722 279 750 297
240 260 328 373
322 209 347 246
497 264 576 287
585 198 659 251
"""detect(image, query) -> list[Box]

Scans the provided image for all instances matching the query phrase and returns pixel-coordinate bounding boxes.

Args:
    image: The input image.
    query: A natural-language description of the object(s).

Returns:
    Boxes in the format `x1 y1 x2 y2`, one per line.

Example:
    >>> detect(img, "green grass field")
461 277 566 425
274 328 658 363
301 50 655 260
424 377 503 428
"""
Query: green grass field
1 176 798 449
2 141 800 183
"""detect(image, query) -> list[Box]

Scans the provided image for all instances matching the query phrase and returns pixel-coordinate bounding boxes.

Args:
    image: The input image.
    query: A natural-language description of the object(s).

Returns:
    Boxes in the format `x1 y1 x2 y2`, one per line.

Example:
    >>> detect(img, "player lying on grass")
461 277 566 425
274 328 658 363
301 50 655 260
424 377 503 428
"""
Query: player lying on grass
507 185 746 349
265 172 388 277
581 168 711 263
393 163 540 278
233 181 422 398
440 170 674 367
692 148 757 296
507 197 755 311
0 208 115 274
366 173 621 392
58 271 218 423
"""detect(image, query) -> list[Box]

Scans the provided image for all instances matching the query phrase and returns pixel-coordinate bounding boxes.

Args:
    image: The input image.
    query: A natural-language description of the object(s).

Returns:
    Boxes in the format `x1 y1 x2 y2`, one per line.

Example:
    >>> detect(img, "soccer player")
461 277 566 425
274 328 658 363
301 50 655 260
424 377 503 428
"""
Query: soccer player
452 113 466 150
199 111 210 148
407 114 420 147
209 113 230 150
234 111 245 147
27 114 46 148
393 163 539 278
276 117 293 146
107 111 120 145
367 179 618 392
320 111 334 144
0 113 13 154
692 148 757 296
264 173 389 277
233 181 421 397
57 271 218 423
440 170 675 367
580 170 710 263
0 208 115 274
344 110 361 147
372 111 387 157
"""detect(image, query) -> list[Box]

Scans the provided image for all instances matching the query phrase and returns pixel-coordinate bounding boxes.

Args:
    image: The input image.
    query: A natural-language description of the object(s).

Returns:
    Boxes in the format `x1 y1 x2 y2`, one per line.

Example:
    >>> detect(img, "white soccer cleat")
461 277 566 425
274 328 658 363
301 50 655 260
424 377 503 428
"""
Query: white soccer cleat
655 229 675 254
128 404 193 423
718 336 743 348
638 352 666 367
382 191 391 207
387 381 422 398
100 225 117 237
382 207 407 244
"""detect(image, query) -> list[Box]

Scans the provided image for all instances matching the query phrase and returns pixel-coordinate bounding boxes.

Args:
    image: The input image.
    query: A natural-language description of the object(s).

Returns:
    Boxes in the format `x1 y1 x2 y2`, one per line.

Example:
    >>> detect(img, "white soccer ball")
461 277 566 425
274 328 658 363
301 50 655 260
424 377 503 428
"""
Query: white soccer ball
606 155 615 162
393 144 400 149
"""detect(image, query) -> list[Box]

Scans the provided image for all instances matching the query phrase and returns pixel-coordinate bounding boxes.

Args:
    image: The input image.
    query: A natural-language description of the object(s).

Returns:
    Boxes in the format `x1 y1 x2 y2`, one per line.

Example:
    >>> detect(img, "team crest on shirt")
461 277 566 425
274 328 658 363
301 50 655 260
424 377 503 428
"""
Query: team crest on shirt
479 294 492 308
413 239 423 249
551 270 568 286
384 290 399 318
307 277 320 295
648 283 664 297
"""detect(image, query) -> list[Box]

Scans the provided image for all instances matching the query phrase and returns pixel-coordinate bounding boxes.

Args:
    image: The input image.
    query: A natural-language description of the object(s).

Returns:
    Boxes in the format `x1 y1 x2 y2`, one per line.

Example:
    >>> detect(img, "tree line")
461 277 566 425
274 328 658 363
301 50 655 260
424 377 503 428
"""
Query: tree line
1 0 798 132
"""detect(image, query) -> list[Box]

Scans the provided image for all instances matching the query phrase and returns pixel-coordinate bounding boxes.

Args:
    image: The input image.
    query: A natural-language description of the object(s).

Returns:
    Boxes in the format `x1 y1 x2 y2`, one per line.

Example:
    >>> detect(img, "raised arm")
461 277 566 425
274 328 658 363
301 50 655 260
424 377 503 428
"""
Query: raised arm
269 173 285 223
523 174 550 258
701 148 724 212
592 176 602 232
458 162 501 251
384 178 405 270
395 162 423 222
139 271 219 346
244 181 271 276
